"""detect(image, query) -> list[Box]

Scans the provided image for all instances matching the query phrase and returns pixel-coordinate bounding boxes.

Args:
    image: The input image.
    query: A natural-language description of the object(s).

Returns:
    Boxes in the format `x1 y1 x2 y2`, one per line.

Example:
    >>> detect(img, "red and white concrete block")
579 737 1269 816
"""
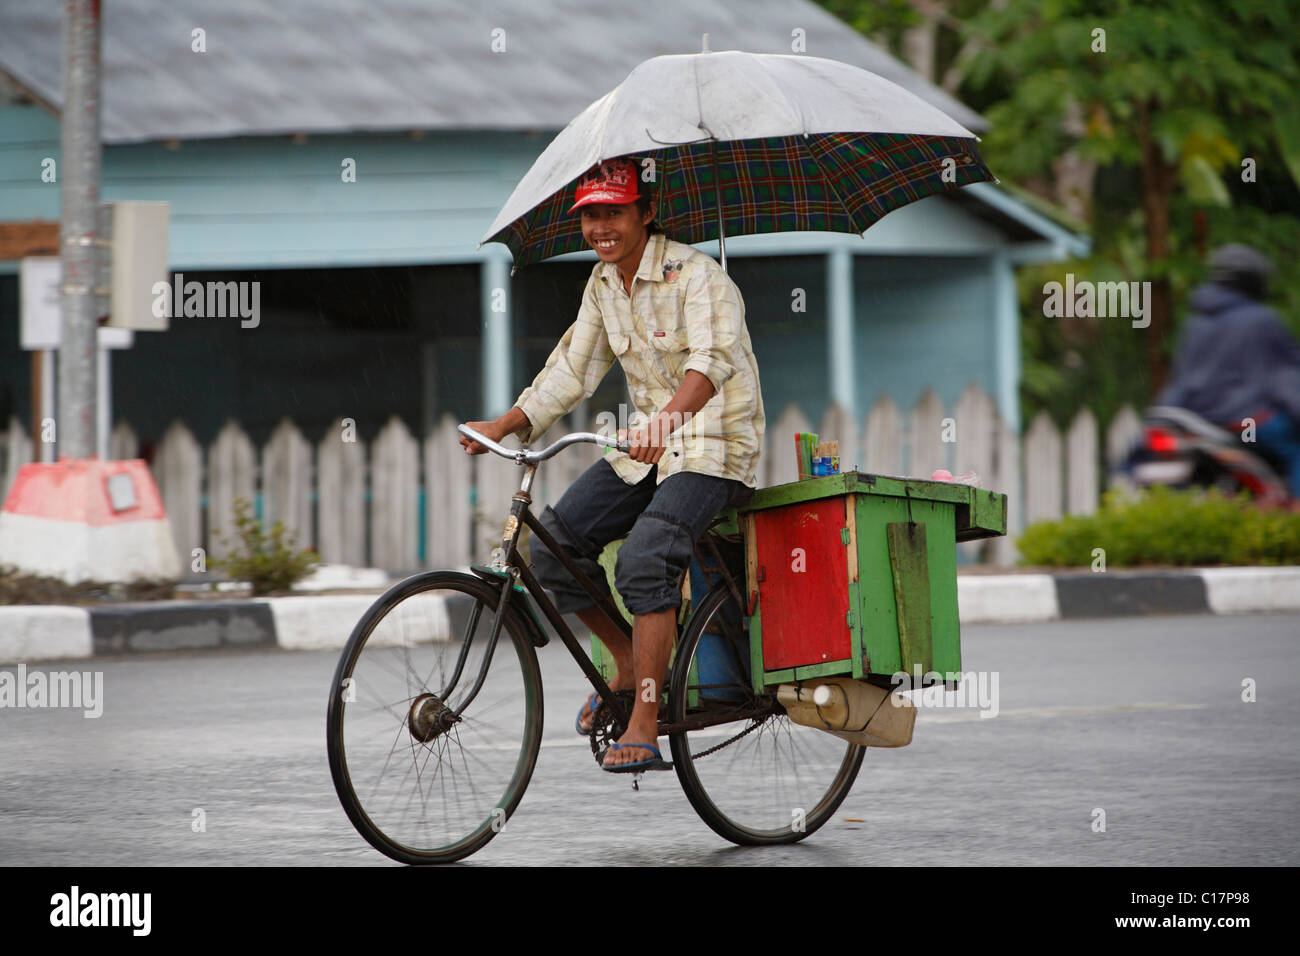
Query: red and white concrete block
0 459 181 584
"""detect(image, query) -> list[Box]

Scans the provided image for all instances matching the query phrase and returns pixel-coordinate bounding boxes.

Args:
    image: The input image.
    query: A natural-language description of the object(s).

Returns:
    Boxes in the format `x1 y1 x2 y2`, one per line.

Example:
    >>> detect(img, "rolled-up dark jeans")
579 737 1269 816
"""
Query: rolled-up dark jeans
530 458 752 617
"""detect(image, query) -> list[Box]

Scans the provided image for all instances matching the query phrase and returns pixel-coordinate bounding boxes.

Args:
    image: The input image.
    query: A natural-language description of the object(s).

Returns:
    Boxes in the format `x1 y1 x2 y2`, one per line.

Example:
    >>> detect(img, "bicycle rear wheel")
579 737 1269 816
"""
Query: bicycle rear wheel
668 586 865 845
326 571 543 864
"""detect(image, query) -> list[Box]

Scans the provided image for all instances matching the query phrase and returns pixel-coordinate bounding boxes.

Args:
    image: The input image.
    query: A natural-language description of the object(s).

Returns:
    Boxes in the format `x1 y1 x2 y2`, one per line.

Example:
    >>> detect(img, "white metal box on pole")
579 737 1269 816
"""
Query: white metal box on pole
104 199 170 331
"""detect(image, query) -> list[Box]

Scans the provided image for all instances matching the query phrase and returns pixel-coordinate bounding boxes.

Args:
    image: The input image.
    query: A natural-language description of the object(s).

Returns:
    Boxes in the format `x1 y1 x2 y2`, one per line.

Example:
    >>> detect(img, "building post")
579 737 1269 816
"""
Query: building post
481 253 512 419
57 0 102 460
827 245 856 413
991 249 1020 434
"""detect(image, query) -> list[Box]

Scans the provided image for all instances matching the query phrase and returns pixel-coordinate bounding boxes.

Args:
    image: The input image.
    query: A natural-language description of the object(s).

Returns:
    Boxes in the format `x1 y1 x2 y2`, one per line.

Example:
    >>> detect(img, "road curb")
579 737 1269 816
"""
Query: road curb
1198 567 1300 614
1 567 1297 663
0 606 93 662
956 567 1300 623
1051 571 1209 619
260 595 386 651
956 575 1059 623
89 601 277 655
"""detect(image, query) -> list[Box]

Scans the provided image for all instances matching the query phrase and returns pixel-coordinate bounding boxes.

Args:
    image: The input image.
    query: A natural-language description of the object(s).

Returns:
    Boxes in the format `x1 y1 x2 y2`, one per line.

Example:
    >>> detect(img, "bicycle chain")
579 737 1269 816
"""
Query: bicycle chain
590 690 773 763
688 714 765 760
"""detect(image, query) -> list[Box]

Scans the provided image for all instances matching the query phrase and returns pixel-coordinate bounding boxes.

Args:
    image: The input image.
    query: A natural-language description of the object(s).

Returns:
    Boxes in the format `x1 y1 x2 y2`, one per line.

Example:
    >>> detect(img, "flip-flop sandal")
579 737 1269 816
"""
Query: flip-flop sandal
574 692 602 736
599 741 673 773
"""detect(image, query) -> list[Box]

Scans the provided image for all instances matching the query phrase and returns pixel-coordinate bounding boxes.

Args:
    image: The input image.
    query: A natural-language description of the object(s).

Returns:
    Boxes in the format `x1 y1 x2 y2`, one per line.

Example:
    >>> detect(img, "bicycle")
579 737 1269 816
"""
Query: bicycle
326 424 865 864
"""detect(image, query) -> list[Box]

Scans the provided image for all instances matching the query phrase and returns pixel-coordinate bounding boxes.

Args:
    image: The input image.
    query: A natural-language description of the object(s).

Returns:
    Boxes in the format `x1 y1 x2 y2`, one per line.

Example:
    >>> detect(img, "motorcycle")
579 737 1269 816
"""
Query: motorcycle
1124 405 1290 505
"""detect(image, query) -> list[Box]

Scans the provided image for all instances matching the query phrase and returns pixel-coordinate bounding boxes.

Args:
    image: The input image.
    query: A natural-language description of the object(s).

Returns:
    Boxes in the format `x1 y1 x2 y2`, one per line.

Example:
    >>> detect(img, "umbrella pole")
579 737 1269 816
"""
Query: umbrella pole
709 138 727 272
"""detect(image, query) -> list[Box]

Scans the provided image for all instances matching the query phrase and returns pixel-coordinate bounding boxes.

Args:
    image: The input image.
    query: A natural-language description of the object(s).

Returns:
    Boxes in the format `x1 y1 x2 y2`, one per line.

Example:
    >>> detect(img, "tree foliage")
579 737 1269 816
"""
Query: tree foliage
817 0 1300 435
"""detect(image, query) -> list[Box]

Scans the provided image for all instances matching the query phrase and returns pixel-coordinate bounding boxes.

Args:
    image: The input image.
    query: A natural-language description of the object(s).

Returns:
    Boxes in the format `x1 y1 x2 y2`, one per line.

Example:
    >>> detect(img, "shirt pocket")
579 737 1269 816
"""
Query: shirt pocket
608 328 631 355
649 328 690 384
607 328 643 385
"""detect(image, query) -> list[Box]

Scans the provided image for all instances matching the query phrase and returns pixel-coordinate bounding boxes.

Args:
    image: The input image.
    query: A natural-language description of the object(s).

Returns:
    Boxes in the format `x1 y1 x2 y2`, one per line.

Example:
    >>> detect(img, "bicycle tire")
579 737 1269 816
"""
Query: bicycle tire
668 585 865 846
326 570 543 864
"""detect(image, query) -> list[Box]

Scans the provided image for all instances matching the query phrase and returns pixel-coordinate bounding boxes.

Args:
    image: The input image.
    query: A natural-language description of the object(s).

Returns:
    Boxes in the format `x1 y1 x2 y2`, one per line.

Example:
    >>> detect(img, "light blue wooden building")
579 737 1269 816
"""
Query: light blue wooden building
0 0 1085 456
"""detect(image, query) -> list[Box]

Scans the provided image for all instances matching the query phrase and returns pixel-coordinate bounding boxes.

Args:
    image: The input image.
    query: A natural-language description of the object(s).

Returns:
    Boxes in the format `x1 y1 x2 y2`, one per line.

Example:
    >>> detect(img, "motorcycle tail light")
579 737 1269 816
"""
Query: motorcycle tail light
1145 427 1179 453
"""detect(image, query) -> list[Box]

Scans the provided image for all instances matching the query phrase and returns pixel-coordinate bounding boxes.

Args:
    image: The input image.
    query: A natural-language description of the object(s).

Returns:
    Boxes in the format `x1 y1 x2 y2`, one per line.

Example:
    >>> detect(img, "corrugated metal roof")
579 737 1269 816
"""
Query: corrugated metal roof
0 0 986 144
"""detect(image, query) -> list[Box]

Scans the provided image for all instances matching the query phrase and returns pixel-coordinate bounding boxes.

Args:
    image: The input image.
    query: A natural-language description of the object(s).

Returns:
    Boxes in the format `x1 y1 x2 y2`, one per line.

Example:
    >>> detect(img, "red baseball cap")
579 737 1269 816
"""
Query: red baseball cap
568 158 640 212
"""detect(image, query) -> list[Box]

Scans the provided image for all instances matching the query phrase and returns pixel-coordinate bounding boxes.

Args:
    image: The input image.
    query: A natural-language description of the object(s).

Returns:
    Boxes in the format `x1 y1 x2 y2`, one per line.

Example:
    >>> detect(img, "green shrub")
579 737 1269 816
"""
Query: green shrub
209 497 317 594
1017 486 1300 567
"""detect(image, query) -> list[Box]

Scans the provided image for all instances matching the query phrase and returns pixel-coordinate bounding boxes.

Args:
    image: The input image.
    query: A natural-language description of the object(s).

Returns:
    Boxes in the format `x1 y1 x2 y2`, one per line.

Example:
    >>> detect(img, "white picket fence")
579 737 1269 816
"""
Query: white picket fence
0 386 1144 570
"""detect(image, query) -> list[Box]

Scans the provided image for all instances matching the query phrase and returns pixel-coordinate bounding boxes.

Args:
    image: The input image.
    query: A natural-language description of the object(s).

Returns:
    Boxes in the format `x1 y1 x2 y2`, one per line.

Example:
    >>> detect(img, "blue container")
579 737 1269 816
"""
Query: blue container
695 630 749 700
688 550 750 701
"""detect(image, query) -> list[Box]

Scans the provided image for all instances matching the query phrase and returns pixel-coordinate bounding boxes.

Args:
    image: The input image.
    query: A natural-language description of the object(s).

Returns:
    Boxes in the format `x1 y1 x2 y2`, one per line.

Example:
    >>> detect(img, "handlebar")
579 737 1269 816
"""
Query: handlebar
458 423 631 465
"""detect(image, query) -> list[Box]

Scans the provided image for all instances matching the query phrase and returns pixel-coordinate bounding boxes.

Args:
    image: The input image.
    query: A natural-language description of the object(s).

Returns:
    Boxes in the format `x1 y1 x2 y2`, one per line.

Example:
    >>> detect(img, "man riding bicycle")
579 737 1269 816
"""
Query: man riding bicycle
461 156 765 771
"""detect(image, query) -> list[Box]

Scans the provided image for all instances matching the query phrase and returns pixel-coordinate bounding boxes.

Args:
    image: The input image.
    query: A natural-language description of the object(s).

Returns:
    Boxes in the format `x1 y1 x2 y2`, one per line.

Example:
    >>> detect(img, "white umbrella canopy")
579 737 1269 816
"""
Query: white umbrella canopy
482 49 994 270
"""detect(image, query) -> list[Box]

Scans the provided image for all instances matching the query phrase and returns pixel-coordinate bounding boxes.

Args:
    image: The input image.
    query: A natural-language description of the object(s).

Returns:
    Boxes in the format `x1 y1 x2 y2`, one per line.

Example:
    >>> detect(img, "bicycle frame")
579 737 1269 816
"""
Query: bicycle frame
447 425 765 737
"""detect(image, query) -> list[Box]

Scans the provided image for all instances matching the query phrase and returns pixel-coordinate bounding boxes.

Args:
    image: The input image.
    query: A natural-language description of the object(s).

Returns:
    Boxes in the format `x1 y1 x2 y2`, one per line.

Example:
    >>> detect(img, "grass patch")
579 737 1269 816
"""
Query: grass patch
0 565 176 606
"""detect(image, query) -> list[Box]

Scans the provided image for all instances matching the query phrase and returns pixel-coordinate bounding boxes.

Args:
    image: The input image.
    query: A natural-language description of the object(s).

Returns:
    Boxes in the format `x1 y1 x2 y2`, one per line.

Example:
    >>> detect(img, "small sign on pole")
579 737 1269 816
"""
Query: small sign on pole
22 257 134 460
19 200 167 459
21 257 134 349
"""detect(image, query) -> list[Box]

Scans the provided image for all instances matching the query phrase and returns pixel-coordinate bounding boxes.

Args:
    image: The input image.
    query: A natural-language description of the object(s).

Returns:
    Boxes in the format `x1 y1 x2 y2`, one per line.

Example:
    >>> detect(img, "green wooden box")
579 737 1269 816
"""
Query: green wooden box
735 472 1007 692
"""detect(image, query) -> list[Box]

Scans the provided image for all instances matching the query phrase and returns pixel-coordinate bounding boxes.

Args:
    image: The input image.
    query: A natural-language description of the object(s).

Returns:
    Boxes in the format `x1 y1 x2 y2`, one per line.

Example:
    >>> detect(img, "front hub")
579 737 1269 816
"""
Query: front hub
408 692 459 743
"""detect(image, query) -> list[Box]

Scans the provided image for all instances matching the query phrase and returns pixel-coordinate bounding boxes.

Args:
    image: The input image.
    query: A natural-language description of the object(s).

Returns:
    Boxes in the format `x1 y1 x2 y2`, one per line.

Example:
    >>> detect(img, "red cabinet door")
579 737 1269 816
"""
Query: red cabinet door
752 497 851 672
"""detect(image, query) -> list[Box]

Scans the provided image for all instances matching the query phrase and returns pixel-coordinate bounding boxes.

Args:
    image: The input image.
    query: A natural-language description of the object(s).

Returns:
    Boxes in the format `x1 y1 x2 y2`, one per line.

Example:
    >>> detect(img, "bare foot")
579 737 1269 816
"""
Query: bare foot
578 679 631 733
601 715 660 767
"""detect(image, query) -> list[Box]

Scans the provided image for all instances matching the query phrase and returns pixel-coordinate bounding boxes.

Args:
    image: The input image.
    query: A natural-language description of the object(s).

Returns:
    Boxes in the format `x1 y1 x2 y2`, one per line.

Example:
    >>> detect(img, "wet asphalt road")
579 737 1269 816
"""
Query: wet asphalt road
2 613 1296 866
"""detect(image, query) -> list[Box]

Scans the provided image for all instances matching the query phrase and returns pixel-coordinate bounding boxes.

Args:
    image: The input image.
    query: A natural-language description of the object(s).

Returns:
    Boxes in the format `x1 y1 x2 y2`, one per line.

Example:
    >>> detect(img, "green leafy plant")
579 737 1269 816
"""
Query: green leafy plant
209 497 317 595
1017 486 1300 567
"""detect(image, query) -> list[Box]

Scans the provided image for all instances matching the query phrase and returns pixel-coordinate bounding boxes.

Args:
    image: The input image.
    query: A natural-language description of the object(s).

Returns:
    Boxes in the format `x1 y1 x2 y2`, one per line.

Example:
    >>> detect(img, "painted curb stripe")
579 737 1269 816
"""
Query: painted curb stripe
957 575 1060 624
89 602 276 655
260 595 385 651
0 606 94 663
1052 572 1208 618
1199 567 1300 614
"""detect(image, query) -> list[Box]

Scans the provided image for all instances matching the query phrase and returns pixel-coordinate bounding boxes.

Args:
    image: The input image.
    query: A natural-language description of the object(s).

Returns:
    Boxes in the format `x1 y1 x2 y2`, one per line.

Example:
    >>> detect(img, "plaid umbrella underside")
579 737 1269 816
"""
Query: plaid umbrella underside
489 132 994 270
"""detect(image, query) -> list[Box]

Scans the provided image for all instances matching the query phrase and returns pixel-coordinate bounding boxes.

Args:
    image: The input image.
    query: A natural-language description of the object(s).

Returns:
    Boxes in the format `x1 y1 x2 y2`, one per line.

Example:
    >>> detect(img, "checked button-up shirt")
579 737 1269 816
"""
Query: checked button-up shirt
514 232 766 488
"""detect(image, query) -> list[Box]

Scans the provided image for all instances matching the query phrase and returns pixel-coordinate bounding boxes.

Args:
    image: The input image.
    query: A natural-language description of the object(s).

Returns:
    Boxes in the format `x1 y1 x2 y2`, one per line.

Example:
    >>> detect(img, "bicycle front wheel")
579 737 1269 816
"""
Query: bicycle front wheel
326 571 543 864
668 586 865 845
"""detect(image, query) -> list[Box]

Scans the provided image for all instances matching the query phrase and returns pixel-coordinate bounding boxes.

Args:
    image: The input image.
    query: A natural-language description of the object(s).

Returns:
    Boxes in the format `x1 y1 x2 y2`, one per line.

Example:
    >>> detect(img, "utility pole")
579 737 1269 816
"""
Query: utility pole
0 2 182 587
58 0 102 460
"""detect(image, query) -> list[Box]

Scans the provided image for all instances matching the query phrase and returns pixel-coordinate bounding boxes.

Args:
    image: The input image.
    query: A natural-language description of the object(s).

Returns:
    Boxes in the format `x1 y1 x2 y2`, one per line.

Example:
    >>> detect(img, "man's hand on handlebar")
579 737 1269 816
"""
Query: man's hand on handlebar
459 420 504 455
619 426 667 465
460 407 531 455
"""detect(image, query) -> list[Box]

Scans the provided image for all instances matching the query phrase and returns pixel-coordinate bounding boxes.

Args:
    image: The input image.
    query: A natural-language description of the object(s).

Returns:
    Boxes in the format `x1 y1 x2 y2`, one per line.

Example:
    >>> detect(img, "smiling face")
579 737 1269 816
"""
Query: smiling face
579 201 656 277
